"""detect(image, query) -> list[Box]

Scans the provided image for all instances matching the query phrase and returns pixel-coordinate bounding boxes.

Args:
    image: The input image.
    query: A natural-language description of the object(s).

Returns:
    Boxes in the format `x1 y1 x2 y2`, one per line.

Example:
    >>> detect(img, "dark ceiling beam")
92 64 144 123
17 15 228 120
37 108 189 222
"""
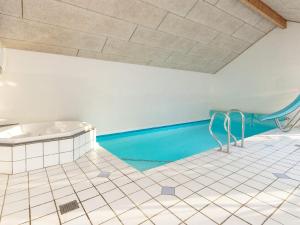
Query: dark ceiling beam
240 0 287 29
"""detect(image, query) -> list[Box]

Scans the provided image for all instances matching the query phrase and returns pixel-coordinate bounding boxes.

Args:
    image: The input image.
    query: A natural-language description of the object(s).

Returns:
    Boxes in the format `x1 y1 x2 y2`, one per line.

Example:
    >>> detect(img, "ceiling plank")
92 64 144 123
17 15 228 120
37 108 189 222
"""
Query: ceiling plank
240 0 287 29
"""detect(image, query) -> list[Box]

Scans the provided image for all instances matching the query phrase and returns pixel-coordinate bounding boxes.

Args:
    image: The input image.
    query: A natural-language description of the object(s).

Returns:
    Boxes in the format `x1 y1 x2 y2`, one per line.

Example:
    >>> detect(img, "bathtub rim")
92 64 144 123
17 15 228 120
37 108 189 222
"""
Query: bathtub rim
0 121 95 146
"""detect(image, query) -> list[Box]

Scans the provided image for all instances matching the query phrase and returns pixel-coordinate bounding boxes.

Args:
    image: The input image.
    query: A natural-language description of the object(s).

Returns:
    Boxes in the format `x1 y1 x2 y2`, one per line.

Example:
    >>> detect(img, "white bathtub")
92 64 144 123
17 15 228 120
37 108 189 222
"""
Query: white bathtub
0 121 93 144
0 121 96 174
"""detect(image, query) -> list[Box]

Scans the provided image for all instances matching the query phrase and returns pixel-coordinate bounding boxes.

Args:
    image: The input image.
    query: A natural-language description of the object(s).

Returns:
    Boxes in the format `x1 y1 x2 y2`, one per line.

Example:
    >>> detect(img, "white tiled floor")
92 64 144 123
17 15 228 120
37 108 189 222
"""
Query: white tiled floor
0 128 300 225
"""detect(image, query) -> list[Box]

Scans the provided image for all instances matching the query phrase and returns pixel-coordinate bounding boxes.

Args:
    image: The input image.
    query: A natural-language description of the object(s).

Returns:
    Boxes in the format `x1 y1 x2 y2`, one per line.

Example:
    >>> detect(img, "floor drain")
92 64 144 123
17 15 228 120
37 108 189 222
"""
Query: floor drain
273 173 291 179
59 200 79 215
161 186 175 196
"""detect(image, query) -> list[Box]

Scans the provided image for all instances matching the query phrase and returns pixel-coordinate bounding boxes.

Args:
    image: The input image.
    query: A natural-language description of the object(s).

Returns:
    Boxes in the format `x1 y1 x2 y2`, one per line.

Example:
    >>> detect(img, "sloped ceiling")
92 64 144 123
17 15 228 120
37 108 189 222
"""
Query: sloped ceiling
263 0 300 22
0 0 284 74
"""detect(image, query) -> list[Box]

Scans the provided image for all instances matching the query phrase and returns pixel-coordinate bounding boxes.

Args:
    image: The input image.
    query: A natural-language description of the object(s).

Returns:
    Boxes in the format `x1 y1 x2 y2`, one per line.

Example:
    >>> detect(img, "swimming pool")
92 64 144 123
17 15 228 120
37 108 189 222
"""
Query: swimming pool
97 112 276 171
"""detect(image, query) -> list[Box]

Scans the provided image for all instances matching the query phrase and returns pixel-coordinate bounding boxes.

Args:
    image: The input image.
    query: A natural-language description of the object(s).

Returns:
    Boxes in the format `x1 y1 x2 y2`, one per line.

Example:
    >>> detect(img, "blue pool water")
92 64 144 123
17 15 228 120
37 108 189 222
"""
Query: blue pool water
97 112 276 171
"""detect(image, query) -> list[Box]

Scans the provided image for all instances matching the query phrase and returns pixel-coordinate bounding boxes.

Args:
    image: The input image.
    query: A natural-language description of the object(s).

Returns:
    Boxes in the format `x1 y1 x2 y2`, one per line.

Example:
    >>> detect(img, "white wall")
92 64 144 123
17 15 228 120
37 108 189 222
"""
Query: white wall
2 22 300 135
0 49 215 134
214 22 300 113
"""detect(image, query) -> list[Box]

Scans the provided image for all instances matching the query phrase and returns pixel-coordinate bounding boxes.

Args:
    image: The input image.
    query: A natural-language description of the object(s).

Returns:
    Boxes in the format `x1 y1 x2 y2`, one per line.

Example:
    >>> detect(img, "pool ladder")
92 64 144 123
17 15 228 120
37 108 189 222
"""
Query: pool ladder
209 109 245 153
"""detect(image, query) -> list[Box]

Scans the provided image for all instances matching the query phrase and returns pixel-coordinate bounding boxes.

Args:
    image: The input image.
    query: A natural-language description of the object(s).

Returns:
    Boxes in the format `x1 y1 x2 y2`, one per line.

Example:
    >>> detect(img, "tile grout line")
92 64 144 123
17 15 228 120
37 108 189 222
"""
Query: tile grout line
37 146 296 206
219 145 300 224
84 142 292 222
113 150 244 222
44 168 63 225
71 158 125 225
98 140 298 224
261 151 300 224
27 173 32 225
81 155 158 224
85 154 167 214
89 148 246 223
214 146 297 223
262 184 299 224
0 175 9 223
168 147 280 224
1 129 297 224
59 165 95 225
85 156 171 223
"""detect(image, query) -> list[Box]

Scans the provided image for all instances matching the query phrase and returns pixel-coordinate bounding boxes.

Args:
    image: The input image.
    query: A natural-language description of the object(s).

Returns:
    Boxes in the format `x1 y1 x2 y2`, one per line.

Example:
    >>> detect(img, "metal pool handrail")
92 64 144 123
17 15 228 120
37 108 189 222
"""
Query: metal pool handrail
209 112 231 153
275 109 300 132
226 109 245 148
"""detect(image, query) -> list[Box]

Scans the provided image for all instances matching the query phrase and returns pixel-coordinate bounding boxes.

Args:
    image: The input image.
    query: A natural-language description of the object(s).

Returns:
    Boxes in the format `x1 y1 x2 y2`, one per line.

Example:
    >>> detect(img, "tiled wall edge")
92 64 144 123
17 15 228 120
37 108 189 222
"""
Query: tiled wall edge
0 129 96 175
